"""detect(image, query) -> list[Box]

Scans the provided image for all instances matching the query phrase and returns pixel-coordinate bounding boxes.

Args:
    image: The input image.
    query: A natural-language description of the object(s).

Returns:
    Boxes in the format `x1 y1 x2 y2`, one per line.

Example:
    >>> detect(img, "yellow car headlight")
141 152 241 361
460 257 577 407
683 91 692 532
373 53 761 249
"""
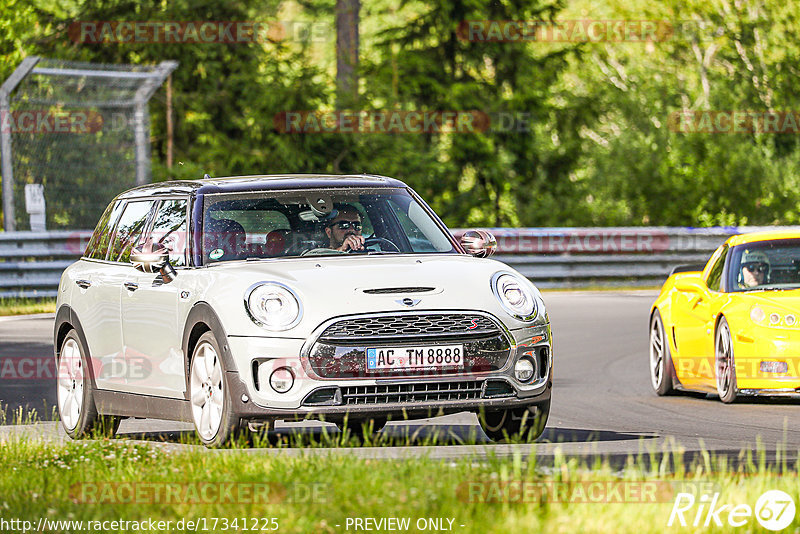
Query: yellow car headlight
750 305 766 324
750 305 798 327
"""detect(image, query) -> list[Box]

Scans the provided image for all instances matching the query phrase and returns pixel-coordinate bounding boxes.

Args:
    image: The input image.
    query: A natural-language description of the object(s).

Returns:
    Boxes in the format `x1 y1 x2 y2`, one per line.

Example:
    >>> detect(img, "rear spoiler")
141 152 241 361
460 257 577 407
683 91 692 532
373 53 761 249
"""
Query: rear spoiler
670 264 706 276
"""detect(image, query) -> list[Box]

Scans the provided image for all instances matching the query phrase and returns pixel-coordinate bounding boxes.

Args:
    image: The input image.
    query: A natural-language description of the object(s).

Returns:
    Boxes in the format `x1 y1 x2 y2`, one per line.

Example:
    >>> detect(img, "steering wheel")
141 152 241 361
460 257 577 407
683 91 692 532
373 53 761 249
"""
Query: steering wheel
285 240 320 257
363 237 401 253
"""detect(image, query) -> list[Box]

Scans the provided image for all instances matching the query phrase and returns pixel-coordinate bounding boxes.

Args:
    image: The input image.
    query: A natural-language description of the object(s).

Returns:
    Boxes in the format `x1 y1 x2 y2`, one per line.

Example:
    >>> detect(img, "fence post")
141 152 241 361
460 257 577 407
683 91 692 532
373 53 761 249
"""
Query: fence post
133 60 178 186
0 56 40 232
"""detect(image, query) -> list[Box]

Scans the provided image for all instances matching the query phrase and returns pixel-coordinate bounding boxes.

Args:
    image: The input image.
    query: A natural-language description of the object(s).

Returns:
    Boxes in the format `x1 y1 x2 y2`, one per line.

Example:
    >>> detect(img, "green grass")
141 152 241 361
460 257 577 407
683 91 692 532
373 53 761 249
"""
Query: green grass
0 436 798 533
0 297 56 316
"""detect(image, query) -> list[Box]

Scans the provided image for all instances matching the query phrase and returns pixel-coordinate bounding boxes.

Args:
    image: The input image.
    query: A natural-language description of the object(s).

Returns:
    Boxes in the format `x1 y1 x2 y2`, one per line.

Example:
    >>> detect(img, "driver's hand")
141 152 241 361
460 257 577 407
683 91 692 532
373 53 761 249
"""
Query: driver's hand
338 235 365 252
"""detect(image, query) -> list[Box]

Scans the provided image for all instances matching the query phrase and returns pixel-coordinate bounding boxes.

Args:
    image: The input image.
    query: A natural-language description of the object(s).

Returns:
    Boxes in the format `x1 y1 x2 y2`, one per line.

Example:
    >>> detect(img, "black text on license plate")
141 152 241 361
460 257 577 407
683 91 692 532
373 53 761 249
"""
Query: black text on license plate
366 345 464 371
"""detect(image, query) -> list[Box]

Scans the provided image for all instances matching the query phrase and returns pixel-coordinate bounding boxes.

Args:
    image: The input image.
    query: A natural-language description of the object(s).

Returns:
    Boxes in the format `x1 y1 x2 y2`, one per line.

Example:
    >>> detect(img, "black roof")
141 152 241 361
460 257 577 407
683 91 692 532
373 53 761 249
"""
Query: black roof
116 174 408 199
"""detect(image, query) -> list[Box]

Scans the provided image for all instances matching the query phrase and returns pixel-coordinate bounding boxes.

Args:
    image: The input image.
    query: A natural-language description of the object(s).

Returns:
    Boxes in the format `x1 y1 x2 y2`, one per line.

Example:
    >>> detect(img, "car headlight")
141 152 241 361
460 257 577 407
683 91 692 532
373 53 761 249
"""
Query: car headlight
492 272 537 321
750 305 797 327
750 305 766 324
245 282 302 330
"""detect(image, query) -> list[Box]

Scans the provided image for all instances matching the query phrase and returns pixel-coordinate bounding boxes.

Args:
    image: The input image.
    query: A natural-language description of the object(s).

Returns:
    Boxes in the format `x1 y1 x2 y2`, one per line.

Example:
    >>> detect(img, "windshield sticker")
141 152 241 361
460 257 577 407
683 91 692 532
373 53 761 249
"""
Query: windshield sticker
209 248 224 260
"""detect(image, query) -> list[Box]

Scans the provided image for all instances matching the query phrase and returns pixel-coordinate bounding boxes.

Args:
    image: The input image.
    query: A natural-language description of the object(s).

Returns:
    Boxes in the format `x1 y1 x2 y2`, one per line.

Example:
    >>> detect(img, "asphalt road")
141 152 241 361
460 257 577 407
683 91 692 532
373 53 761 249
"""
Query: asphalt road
2 292 799 465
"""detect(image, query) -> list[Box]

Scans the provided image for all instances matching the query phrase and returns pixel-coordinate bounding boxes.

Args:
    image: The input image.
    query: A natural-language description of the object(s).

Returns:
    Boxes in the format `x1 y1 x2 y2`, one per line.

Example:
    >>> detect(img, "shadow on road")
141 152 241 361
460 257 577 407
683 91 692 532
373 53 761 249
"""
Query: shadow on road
113 423 659 448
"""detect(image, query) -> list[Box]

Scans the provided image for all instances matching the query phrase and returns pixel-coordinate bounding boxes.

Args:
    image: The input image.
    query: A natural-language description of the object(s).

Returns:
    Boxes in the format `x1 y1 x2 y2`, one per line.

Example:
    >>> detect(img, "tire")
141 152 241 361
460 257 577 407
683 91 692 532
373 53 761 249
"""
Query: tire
650 310 676 396
57 330 120 439
336 416 387 438
479 400 550 442
189 331 241 447
715 317 738 403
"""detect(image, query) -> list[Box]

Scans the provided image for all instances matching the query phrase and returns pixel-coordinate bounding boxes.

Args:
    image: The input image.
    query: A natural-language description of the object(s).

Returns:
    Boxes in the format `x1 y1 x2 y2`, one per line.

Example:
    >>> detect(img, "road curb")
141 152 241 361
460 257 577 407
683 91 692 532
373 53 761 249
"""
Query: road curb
0 312 56 322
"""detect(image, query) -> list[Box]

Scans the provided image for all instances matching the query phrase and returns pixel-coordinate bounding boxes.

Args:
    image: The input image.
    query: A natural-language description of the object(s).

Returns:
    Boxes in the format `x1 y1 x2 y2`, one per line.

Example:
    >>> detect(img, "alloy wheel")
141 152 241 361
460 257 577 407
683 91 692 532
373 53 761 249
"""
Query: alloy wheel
57 338 84 431
190 341 225 440
649 315 665 390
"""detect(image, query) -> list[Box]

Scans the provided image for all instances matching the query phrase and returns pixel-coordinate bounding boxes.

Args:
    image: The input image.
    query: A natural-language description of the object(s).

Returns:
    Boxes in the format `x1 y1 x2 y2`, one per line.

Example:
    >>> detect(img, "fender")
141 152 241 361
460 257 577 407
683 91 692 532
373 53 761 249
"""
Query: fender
181 301 240 401
54 304 100 390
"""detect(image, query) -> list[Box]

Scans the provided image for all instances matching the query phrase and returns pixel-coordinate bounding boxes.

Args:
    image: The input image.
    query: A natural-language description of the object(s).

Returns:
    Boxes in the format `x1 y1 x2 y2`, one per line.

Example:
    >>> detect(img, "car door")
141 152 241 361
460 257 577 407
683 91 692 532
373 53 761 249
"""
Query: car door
120 198 189 398
673 245 728 388
69 200 129 391
90 198 157 393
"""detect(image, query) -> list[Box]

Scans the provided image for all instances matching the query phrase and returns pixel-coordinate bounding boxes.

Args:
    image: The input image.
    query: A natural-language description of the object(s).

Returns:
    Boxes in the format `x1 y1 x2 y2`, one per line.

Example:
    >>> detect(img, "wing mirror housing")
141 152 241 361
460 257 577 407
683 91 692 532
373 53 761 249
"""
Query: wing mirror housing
131 241 177 283
460 229 497 258
674 273 706 293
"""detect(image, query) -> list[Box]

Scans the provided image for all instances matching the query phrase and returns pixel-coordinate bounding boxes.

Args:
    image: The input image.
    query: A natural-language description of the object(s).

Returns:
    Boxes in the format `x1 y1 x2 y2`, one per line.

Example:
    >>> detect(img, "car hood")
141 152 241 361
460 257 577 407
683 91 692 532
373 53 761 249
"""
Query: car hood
737 288 800 311
194 254 546 337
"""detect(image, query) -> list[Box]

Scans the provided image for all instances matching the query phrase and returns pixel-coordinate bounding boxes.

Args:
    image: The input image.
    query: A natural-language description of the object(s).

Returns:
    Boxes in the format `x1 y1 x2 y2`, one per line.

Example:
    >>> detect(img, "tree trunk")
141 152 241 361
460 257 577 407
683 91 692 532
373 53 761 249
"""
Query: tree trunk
336 0 359 109
166 74 173 169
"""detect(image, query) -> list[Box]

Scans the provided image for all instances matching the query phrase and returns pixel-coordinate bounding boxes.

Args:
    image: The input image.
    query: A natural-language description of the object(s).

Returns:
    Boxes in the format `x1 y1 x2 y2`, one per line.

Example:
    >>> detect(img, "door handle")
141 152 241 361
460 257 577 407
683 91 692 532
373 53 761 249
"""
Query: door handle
124 282 139 291
75 279 91 289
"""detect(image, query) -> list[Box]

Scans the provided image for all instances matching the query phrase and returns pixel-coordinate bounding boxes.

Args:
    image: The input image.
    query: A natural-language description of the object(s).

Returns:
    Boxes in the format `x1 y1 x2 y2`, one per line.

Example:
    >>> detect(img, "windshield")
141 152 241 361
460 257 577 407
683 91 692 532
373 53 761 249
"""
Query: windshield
200 187 457 263
729 239 800 291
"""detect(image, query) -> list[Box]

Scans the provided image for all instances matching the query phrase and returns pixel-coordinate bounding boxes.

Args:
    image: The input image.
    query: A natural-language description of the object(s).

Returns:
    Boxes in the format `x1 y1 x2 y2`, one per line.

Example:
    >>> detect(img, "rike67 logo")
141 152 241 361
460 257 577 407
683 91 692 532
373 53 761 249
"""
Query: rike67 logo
668 490 796 531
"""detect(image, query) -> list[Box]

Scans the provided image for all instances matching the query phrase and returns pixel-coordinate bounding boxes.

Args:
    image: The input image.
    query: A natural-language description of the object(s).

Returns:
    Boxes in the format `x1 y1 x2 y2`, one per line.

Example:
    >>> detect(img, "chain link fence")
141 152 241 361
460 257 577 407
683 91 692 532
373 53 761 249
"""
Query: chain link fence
0 57 176 231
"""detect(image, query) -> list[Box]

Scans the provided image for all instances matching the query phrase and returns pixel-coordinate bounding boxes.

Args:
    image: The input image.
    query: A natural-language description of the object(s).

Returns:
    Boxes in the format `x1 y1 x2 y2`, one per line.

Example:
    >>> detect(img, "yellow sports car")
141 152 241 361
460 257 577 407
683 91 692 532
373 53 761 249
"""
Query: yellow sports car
650 230 800 402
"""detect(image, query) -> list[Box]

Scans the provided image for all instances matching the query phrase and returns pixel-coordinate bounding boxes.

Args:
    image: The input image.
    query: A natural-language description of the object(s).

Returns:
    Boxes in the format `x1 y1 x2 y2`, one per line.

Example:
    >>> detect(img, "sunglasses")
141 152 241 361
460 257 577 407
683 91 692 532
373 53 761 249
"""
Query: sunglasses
742 262 768 273
329 220 362 231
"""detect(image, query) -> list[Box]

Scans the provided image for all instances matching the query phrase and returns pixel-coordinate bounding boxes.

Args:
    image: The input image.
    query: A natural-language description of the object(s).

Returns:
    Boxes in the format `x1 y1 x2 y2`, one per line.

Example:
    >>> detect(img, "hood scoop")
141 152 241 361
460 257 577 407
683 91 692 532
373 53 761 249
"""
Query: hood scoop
362 287 436 295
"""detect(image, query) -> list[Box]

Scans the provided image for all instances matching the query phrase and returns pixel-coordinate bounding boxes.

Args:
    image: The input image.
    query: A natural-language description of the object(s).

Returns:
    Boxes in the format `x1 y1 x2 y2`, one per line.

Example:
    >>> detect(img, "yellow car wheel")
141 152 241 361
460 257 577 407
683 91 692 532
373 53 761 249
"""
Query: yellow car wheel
715 317 738 403
649 310 675 396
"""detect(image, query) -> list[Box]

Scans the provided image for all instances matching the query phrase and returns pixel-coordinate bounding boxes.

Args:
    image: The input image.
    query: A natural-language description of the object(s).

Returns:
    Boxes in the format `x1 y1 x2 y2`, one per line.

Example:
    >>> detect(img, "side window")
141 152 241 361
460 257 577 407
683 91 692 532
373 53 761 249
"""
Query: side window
705 245 728 292
108 200 156 263
147 199 188 267
85 201 124 260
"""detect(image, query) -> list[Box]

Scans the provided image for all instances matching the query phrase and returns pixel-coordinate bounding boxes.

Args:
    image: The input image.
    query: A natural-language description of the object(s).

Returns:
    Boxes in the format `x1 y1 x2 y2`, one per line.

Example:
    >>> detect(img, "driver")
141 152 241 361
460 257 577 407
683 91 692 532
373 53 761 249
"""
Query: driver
325 204 365 252
739 250 770 288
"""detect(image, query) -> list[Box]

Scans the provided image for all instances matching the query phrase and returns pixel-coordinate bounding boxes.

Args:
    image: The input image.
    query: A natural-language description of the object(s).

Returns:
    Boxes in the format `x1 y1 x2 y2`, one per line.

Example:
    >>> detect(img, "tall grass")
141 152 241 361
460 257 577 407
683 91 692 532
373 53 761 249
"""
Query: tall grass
0 433 798 534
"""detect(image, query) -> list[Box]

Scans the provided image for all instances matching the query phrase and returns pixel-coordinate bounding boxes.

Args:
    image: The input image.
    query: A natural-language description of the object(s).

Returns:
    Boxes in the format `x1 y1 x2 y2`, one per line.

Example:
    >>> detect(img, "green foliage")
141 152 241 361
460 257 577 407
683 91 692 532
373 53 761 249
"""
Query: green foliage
3 0 800 227
573 0 800 225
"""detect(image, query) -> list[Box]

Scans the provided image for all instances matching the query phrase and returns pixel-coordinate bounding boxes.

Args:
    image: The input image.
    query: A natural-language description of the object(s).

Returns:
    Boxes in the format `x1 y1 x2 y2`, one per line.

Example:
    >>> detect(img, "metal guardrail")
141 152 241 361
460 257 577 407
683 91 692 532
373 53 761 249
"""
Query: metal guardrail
1 227 797 298
0 230 92 298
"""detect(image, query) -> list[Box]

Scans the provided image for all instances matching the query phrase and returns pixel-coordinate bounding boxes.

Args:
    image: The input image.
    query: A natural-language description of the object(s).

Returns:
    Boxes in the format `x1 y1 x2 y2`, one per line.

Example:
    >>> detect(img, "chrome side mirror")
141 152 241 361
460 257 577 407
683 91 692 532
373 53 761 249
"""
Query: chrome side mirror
460 229 497 258
131 241 177 283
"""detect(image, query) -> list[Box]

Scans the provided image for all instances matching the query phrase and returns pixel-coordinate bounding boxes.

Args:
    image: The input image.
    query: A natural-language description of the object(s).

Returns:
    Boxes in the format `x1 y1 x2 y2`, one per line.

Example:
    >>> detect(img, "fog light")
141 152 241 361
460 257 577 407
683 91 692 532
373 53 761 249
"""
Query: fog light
760 361 788 374
514 357 536 383
270 367 294 393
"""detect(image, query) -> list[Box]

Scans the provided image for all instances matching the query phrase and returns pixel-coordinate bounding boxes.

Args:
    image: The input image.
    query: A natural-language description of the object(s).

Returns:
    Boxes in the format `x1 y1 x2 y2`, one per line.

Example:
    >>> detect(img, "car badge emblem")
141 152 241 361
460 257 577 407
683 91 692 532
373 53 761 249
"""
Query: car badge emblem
180 291 191 300
467 319 479 329
397 298 421 307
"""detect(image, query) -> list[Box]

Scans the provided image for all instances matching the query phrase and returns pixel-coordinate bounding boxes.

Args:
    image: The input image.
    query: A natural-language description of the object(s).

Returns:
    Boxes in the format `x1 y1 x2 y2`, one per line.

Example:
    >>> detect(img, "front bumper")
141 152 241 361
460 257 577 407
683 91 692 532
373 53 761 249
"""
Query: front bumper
224 322 551 421
732 329 800 390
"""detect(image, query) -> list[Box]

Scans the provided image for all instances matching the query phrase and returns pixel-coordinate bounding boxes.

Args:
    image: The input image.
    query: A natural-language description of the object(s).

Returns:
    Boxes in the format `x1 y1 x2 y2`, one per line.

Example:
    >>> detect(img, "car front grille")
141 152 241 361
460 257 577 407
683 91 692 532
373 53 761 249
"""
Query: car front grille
318 313 501 342
341 381 483 405
306 312 512 379
301 379 516 407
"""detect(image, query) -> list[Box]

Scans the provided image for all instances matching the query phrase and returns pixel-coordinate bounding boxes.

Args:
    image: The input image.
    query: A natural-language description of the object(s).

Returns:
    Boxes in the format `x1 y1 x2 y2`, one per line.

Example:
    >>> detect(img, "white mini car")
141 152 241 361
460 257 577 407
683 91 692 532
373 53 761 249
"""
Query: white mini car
55 174 552 446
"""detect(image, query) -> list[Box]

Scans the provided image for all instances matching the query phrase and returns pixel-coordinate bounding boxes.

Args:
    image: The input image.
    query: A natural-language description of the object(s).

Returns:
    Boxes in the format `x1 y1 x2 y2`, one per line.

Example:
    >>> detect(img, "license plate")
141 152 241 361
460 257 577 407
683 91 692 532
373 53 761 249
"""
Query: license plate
366 345 464 371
